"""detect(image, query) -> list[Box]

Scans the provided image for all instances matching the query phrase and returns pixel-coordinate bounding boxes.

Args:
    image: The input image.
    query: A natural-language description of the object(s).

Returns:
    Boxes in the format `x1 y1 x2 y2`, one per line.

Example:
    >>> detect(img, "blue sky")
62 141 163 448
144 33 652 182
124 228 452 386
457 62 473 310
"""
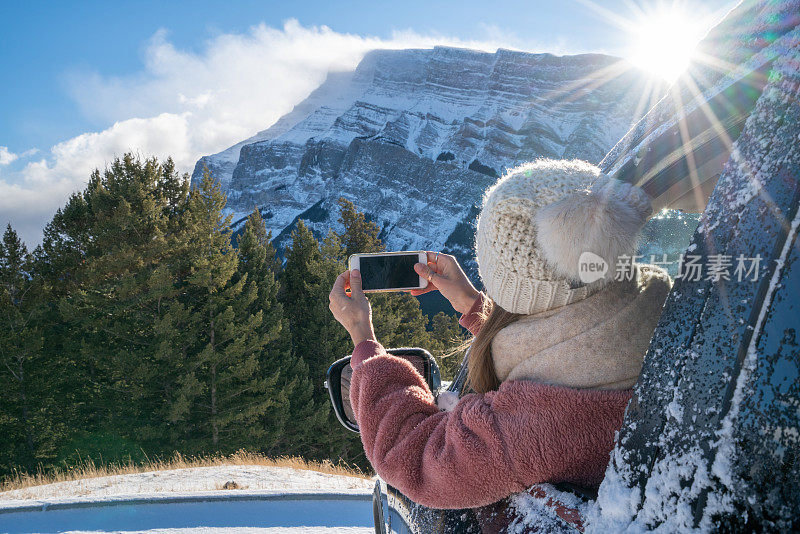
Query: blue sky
0 0 734 244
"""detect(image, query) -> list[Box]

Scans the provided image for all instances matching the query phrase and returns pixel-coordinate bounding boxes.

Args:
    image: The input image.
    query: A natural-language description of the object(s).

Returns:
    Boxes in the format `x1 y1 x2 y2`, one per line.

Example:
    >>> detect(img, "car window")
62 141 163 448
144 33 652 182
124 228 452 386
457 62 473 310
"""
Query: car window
637 209 701 277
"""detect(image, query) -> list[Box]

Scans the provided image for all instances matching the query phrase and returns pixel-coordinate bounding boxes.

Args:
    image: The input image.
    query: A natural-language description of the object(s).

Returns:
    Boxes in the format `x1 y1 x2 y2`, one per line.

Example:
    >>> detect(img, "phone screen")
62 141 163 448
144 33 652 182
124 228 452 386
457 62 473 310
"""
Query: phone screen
359 254 420 290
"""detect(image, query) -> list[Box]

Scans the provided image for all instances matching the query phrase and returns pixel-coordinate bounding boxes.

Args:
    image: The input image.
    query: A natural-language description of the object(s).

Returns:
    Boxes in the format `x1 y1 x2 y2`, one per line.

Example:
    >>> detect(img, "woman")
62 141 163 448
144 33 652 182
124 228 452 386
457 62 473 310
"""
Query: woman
329 159 671 510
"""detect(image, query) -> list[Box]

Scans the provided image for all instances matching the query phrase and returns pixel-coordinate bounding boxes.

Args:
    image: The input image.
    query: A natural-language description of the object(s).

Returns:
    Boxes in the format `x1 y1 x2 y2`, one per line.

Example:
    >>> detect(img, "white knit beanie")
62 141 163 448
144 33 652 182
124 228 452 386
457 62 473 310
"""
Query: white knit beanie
475 159 653 315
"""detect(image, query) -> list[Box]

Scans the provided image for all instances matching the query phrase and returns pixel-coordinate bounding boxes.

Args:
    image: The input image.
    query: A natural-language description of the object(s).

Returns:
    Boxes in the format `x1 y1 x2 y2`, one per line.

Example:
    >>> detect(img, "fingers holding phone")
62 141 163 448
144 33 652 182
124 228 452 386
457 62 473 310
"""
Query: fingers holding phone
410 252 480 315
329 269 376 346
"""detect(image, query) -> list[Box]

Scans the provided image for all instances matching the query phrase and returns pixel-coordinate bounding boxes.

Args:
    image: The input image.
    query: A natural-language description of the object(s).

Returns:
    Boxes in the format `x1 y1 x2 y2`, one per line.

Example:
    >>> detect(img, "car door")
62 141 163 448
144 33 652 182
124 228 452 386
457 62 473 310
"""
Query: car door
591 3 800 531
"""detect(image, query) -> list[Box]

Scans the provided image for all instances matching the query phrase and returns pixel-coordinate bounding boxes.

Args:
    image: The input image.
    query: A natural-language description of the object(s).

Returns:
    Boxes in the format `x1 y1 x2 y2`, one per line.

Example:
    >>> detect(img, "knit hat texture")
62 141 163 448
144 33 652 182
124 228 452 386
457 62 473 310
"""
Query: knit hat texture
475 159 653 315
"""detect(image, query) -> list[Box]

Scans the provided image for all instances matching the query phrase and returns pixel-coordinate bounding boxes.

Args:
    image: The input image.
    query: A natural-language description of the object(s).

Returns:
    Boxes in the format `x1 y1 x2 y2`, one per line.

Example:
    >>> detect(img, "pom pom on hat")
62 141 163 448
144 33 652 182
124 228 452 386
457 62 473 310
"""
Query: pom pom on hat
534 175 653 283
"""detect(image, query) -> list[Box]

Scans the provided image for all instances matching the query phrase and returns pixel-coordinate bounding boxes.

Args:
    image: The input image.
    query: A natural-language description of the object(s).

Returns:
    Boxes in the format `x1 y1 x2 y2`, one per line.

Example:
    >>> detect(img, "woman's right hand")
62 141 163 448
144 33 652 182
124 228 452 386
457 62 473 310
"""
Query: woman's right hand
409 252 480 315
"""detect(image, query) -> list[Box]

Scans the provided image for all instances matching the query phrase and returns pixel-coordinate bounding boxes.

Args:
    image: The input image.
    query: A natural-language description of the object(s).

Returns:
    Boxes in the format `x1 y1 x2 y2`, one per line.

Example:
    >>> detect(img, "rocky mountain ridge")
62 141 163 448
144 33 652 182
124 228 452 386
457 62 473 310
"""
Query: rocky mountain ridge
192 46 664 271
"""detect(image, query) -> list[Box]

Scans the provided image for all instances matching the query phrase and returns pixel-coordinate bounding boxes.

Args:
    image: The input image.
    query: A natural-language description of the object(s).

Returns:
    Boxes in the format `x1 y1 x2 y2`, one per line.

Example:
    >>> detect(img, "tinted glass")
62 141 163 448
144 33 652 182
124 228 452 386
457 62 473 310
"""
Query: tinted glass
340 363 355 424
359 254 419 290
637 210 700 277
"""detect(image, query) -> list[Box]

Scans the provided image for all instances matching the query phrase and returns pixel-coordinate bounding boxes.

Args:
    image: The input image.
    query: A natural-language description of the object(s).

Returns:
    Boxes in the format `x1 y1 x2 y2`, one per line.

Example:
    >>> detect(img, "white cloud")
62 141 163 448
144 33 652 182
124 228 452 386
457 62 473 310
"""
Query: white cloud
0 146 19 166
1 20 520 246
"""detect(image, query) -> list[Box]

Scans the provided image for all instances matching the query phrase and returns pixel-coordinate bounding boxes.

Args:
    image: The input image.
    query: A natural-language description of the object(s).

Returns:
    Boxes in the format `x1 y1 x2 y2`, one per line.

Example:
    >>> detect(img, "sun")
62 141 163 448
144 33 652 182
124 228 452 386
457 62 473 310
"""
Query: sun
626 4 710 81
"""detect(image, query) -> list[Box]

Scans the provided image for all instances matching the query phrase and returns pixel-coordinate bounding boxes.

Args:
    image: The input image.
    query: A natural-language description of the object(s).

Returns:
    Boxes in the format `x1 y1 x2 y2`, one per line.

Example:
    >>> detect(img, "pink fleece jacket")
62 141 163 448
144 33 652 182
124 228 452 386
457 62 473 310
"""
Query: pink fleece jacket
349 294 633 510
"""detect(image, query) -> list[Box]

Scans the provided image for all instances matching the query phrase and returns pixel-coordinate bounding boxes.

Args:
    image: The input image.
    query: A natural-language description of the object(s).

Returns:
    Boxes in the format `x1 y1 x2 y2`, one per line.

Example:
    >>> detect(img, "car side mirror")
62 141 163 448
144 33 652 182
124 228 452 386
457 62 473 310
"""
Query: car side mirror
324 347 442 433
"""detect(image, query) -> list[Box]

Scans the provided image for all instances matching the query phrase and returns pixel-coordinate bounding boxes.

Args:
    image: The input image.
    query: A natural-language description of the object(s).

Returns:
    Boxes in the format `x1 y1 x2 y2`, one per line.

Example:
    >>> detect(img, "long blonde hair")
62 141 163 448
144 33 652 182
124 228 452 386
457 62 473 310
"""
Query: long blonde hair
465 297 524 393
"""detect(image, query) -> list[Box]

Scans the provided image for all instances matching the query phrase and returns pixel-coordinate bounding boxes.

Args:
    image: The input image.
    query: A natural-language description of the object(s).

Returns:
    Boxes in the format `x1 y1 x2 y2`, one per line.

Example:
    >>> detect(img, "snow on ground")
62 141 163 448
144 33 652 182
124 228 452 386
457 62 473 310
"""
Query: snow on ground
0 465 373 508
0 466 376 533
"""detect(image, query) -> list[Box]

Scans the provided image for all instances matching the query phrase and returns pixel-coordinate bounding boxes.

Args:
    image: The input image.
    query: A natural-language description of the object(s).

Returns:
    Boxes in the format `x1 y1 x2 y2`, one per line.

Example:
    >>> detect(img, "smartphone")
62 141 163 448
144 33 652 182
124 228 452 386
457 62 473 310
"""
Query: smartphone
348 251 429 292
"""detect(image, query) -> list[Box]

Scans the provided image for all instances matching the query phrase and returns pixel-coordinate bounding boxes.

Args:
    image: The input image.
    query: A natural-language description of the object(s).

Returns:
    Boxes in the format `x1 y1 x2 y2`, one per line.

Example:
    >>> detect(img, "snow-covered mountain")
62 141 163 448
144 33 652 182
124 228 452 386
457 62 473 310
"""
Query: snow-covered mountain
192 46 663 264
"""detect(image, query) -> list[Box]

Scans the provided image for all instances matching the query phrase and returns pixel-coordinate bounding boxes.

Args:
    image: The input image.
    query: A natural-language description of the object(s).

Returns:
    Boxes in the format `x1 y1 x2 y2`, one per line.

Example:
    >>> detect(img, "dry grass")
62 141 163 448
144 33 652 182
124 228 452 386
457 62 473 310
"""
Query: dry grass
1 450 370 493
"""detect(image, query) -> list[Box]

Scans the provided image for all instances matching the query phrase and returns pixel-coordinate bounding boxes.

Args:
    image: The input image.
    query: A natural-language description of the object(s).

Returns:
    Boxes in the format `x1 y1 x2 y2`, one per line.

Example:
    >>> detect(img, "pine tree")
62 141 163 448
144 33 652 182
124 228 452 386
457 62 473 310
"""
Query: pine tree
234 209 299 453
235 210 283 345
49 155 192 460
336 197 383 257
28 190 100 469
279 221 364 461
173 171 274 453
0 225 52 474
370 292 432 348
281 220 351 396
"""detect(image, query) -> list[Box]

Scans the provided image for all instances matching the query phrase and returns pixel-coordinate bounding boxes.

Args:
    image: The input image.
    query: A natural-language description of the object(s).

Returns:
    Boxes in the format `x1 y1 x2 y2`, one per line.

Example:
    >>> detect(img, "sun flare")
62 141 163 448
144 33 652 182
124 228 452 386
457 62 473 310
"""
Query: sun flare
627 5 709 81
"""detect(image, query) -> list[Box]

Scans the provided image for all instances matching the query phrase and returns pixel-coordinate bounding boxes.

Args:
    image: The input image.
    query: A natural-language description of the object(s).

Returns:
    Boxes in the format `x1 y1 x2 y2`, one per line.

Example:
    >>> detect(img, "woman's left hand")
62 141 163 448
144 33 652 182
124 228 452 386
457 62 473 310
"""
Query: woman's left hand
329 269 376 346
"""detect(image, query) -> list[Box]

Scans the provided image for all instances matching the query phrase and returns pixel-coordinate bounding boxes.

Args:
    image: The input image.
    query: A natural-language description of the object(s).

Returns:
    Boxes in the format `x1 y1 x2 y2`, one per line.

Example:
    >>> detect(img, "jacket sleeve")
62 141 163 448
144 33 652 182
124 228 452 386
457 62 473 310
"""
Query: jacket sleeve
349 340 526 509
458 292 487 335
